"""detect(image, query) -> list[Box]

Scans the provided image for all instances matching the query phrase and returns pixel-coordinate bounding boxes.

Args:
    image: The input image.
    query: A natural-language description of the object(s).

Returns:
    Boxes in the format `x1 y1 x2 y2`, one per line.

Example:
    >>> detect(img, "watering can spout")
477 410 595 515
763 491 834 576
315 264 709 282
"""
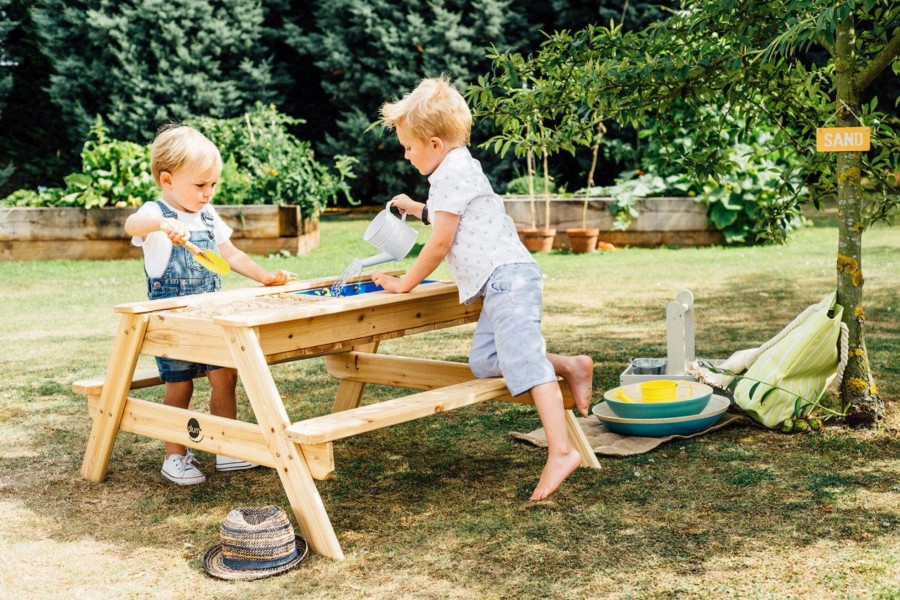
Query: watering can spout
360 200 418 269
359 251 395 268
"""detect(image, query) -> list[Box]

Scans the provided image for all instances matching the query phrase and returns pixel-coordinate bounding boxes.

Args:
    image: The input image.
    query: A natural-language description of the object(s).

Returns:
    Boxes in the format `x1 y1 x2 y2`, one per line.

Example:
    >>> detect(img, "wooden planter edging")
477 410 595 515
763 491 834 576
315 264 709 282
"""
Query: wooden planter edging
503 196 724 248
0 205 318 261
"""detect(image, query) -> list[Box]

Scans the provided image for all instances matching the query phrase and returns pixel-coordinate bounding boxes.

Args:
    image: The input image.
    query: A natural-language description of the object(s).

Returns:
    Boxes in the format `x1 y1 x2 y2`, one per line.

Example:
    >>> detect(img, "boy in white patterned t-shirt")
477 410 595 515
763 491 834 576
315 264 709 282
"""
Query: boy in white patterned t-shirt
372 76 594 501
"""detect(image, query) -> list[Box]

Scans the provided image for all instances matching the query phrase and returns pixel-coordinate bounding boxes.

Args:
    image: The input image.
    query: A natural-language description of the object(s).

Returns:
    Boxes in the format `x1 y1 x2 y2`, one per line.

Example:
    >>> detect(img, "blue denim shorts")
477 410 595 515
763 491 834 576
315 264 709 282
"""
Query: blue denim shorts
468 263 557 396
155 356 223 383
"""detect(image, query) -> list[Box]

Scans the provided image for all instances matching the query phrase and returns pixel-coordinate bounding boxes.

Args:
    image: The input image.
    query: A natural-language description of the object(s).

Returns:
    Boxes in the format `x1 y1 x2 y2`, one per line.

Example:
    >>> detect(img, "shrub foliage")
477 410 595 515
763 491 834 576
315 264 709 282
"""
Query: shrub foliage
2 107 355 218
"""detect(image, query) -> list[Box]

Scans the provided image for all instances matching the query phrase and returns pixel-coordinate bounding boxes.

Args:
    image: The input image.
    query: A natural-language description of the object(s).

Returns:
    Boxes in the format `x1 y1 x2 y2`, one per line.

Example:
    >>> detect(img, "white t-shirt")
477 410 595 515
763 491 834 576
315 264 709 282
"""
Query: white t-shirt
131 200 233 278
427 147 535 303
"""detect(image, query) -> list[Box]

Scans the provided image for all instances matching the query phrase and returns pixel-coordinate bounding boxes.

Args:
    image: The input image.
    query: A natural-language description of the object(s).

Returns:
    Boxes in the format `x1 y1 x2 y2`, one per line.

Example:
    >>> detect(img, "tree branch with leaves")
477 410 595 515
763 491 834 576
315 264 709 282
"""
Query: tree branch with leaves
470 0 899 426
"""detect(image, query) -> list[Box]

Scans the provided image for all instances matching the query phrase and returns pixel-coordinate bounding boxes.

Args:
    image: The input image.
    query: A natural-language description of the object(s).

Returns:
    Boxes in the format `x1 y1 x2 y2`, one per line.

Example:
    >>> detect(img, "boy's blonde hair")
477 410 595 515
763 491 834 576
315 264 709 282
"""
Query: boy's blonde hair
380 76 472 146
150 124 222 185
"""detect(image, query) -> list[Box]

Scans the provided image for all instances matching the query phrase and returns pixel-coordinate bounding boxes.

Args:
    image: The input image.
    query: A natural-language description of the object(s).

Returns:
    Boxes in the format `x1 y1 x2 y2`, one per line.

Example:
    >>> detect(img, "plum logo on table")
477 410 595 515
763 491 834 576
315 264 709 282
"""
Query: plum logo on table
187 418 204 442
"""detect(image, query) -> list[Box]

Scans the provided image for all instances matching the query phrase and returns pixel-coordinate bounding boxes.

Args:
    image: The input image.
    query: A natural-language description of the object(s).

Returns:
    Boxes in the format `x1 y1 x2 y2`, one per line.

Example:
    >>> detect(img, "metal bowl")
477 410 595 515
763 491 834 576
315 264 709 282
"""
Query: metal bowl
631 358 667 375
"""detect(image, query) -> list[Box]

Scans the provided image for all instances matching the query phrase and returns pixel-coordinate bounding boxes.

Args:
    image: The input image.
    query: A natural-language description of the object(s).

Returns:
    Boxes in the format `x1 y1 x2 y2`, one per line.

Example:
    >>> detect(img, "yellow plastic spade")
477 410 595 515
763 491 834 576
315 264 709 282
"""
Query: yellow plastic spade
160 221 231 275
182 238 231 275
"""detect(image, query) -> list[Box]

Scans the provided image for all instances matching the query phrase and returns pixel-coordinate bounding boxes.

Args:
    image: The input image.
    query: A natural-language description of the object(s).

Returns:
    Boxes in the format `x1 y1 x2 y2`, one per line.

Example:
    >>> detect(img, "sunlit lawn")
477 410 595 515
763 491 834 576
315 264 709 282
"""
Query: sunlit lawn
0 213 897 599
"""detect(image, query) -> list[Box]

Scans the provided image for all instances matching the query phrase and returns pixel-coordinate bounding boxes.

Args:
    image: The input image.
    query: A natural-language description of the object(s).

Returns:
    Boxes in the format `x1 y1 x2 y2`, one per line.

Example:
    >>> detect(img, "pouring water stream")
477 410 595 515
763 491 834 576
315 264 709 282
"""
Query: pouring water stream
329 201 418 297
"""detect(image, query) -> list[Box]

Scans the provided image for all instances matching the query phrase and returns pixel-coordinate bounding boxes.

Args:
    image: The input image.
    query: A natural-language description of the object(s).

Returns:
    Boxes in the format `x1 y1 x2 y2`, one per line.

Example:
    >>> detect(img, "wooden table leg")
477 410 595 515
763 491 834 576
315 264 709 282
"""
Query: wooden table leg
224 324 345 560
565 411 601 469
327 341 379 413
80 313 149 481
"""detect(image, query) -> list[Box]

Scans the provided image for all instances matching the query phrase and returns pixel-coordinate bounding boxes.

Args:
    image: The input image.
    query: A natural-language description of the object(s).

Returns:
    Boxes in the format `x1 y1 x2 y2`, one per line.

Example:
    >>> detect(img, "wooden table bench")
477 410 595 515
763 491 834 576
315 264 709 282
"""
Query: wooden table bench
77 275 600 559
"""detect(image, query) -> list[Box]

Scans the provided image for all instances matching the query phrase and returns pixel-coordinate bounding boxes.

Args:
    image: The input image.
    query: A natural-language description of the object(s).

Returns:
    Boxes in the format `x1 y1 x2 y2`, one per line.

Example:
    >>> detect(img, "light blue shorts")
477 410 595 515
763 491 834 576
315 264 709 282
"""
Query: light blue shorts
468 263 557 396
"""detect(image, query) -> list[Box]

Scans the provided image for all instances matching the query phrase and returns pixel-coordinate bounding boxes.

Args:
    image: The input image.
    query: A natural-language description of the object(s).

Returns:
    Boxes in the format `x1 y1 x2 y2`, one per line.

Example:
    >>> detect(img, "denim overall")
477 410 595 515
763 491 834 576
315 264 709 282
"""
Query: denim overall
148 200 223 381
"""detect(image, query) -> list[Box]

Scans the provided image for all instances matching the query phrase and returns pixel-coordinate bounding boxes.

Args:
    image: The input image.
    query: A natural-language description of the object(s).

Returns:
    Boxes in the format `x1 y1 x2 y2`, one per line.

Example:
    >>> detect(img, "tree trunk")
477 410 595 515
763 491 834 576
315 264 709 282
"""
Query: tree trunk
833 18 884 426
542 148 551 230
527 148 536 229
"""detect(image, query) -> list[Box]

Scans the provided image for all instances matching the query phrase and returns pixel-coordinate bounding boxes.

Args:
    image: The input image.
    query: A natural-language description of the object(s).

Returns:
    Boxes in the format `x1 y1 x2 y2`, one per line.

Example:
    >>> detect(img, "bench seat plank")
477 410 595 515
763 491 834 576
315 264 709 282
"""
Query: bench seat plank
74 369 163 396
324 352 576 410
285 378 509 445
73 368 205 397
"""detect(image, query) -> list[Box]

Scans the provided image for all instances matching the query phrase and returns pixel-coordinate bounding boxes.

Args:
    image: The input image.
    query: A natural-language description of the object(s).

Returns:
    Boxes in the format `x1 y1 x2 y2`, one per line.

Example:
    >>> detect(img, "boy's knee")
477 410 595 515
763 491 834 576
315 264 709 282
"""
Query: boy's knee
469 356 500 379
208 367 237 387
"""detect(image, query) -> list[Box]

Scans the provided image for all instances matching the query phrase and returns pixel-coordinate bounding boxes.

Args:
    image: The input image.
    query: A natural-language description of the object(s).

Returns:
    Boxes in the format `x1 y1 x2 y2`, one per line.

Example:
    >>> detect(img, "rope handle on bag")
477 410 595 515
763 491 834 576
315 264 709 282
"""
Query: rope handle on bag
833 322 849 389
757 302 819 355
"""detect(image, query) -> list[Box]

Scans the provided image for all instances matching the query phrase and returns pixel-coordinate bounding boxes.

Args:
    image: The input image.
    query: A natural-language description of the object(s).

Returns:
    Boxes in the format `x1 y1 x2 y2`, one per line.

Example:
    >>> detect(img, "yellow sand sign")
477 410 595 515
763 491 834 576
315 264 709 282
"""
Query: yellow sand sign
816 127 871 152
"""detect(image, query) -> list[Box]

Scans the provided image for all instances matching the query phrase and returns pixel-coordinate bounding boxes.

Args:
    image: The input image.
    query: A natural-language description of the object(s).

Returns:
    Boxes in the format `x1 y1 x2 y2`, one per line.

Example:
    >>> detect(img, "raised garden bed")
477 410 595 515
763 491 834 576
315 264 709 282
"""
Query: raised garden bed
503 196 724 248
0 205 318 261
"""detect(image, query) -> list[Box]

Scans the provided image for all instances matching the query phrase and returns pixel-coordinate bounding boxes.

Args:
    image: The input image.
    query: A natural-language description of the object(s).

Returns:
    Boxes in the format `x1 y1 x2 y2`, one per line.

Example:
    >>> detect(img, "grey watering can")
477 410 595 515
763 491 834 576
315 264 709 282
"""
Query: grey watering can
360 201 418 268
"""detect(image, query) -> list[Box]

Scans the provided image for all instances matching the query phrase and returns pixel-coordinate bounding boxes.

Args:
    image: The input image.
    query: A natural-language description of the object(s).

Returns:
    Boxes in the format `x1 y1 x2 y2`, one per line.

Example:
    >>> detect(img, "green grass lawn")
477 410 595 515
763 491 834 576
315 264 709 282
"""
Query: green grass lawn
0 214 897 599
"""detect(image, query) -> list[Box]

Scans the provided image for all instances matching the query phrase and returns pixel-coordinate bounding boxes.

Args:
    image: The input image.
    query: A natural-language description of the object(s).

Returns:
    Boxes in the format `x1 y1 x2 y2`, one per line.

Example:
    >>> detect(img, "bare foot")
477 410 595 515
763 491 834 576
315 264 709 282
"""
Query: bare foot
557 355 594 417
530 449 582 501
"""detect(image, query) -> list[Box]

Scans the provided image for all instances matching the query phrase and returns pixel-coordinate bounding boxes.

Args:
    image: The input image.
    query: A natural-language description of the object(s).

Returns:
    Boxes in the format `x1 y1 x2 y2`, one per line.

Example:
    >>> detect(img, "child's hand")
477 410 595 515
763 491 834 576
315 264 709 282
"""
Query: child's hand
371 271 406 293
263 269 296 286
159 218 189 244
389 194 416 216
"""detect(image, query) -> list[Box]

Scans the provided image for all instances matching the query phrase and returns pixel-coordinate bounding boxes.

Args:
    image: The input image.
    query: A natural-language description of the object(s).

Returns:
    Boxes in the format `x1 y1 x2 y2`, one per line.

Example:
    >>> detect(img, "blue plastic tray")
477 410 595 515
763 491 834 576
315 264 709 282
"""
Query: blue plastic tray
602 381 713 419
591 395 730 437
298 279 437 298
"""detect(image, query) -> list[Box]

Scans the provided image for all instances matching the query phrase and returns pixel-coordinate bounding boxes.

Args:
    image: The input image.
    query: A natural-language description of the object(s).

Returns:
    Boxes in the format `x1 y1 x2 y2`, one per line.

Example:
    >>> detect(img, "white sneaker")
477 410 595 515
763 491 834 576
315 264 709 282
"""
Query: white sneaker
161 449 206 485
216 455 259 472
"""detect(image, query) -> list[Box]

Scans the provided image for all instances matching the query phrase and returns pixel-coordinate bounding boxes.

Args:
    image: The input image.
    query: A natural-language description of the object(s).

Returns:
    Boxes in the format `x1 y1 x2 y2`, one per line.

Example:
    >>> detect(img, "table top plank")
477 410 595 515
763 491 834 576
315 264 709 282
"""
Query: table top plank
114 270 405 315
213 280 461 327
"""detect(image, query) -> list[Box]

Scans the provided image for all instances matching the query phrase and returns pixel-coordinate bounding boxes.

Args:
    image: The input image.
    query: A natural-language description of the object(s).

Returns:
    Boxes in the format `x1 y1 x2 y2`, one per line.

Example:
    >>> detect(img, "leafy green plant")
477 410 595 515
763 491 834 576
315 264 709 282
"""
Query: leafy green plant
190 103 357 218
703 363 847 431
632 104 808 244
608 102 807 244
58 117 157 208
577 123 606 230
582 170 695 231
0 116 156 208
1 105 357 217
216 154 253 206
470 43 608 231
0 186 62 207
576 118 808 244
701 142 807 244
505 174 556 196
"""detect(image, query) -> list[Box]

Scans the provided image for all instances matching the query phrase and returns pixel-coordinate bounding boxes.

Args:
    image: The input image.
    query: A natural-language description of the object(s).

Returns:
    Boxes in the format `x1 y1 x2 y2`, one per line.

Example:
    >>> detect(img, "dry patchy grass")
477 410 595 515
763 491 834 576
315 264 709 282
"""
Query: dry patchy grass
0 217 898 599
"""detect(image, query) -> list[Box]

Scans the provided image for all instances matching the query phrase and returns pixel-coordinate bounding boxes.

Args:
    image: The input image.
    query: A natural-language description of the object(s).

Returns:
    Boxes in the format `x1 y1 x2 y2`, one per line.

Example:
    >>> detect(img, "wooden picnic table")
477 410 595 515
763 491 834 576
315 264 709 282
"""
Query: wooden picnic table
78 274 600 559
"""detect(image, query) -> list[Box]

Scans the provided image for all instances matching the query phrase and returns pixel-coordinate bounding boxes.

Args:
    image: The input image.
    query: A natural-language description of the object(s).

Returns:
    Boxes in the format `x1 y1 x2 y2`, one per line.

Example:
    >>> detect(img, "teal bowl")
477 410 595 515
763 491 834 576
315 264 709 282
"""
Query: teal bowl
602 381 713 419
592 395 730 437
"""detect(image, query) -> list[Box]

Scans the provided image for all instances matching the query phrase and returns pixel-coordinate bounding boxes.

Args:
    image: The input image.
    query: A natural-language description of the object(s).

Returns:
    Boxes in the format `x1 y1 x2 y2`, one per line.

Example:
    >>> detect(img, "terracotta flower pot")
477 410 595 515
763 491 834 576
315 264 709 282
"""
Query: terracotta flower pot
565 228 600 253
521 228 556 252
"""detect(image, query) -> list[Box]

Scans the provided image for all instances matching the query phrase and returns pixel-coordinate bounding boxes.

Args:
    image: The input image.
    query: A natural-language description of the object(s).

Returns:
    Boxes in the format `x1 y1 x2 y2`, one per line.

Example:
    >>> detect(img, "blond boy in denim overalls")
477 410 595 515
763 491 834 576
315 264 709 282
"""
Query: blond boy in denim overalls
125 125 296 485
